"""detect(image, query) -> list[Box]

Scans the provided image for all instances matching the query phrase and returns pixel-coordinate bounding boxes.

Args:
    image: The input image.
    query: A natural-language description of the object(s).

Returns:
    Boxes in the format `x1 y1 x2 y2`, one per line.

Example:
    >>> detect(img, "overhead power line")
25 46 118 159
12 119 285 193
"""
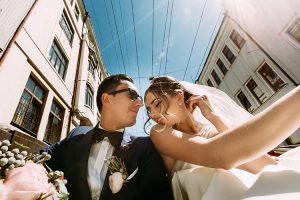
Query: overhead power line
118 0 131 74
183 0 208 80
195 10 223 81
88 0 112 70
158 0 170 75
163 0 175 75
103 0 122 73
130 0 142 92
110 0 127 73
151 0 155 76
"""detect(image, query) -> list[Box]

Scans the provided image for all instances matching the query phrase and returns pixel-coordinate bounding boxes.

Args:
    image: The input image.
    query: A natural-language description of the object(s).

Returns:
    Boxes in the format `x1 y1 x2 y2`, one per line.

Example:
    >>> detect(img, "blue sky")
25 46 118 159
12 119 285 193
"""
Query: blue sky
83 0 224 136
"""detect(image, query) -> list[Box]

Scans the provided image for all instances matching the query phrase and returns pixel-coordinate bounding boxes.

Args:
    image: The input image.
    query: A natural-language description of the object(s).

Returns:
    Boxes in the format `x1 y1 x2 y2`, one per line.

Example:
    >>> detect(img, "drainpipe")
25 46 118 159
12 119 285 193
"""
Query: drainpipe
0 0 39 66
67 13 89 135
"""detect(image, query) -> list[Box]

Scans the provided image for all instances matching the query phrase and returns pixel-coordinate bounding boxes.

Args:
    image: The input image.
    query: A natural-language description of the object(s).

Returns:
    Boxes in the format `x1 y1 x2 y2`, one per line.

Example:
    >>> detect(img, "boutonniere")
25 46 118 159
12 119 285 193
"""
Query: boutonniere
105 156 138 194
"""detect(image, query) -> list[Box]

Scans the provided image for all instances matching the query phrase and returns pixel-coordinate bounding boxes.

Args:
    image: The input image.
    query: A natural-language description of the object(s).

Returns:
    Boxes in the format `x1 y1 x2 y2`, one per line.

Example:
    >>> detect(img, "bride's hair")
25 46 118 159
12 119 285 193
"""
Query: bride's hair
143 76 193 133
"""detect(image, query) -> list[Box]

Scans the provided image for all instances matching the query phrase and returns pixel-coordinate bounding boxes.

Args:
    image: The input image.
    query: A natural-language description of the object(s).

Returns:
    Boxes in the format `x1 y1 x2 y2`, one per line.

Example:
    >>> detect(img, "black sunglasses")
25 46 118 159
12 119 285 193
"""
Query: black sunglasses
109 88 143 101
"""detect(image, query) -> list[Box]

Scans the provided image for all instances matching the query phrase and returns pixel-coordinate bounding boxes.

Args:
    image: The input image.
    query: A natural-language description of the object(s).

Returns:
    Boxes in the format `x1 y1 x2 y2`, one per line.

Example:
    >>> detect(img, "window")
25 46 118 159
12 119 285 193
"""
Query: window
74 5 80 21
211 69 221 85
258 63 285 92
287 18 300 44
222 45 236 64
216 59 228 75
59 11 74 43
246 79 264 103
12 76 46 134
237 90 252 112
44 101 64 144
207 79 214 87
85 85 94 109
88 59 95 75
230 29 246 49
49 41 68 79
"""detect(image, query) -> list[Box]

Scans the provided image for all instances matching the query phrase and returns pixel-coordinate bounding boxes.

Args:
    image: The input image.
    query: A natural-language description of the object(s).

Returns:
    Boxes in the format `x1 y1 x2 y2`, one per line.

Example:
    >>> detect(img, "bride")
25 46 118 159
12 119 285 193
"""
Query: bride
144 76 300 200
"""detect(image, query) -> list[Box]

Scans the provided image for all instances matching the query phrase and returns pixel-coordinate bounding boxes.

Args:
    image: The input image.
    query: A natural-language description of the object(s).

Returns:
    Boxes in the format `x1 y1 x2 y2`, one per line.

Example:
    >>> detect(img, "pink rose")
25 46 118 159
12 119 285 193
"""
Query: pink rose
0 180 8 200
2 161 55 200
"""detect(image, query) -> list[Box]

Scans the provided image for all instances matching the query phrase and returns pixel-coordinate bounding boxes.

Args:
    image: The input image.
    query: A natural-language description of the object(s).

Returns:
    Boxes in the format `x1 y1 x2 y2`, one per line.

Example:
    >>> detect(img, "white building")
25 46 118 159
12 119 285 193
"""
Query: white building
197 0 300 144
0 0 107 147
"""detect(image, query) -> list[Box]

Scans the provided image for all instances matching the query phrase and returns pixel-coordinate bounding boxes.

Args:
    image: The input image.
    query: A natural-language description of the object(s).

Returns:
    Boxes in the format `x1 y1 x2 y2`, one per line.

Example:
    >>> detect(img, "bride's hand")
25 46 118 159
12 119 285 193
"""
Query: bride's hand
186 95 215 120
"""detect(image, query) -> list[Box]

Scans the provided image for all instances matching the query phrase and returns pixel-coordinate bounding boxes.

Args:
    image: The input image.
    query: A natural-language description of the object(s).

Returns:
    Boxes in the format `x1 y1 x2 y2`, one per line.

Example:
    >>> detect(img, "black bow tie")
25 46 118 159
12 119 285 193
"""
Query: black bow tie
92 126 124 147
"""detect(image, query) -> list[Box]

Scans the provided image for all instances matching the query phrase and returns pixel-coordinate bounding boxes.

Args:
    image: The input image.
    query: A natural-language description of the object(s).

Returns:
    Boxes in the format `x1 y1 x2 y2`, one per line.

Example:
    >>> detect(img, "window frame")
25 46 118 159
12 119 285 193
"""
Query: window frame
44 100 64 144
236 90 253 113
85 84 94 110
12 76 46 135
59 10 74 44
211 69 222 86
216 58 228 76
246 78 265 104
74 4 80 21
257 62 286 92
206 78 214 87
229 29 246 49
282 16 300 50
88 58 96 76
49 40 68 80
222 45 236 65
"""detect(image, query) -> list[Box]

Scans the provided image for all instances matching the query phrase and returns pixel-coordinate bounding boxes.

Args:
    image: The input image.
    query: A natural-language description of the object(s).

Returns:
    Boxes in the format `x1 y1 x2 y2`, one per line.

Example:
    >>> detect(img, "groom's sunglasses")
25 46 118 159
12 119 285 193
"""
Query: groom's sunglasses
109 88 143 101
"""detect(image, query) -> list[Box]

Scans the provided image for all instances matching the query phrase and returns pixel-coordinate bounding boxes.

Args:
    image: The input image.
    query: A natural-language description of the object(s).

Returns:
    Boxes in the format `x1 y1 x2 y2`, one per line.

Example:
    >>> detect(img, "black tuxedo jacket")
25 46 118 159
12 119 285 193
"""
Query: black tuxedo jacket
41 126 173 200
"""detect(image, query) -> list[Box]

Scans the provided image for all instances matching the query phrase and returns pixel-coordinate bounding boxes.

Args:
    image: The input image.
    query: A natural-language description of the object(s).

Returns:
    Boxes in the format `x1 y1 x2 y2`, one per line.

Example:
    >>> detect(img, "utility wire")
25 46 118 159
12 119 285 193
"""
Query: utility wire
130 0 142 92
103 0 122 72
118 0 131 74
151 0 154 76
158 0 170 75
163 0 175 75
130 0 146 126
110 0 127 73
88 0 112 70
195 10 223 81
183 0 208 80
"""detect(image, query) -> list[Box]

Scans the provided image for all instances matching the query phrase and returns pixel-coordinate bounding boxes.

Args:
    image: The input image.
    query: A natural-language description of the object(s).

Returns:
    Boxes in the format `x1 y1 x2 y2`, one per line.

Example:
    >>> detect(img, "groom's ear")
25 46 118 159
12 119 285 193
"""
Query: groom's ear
102 93 111 106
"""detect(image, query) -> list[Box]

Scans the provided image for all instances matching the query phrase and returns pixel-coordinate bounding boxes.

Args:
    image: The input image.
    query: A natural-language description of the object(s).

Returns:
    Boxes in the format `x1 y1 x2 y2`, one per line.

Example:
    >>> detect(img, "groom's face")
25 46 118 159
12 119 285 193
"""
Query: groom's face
109 81 143 127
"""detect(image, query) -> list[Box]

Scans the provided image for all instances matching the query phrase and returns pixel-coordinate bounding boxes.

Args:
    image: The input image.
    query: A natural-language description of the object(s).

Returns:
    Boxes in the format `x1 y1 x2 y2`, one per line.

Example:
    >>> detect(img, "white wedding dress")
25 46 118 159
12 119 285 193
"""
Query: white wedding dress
171 146 300 200
171 82 300 200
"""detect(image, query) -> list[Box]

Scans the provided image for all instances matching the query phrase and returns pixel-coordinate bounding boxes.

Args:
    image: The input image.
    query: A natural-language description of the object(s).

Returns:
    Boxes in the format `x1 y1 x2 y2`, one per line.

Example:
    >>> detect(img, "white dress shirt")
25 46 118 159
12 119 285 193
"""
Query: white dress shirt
87 125 124 200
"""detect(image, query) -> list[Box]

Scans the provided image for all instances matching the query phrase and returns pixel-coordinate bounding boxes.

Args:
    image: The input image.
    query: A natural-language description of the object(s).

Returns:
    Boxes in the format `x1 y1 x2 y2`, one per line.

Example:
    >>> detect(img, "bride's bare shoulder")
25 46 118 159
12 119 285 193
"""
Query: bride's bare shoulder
150 125 174 136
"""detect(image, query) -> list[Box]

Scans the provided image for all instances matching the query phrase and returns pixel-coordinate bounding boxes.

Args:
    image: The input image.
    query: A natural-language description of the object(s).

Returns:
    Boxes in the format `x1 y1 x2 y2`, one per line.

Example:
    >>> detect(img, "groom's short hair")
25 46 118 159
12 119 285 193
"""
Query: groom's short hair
96 74 134 112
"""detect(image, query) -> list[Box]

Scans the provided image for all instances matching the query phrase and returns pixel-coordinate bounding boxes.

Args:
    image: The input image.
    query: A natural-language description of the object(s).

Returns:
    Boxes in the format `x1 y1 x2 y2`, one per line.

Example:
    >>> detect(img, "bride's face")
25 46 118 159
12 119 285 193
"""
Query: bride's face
145 91 182 126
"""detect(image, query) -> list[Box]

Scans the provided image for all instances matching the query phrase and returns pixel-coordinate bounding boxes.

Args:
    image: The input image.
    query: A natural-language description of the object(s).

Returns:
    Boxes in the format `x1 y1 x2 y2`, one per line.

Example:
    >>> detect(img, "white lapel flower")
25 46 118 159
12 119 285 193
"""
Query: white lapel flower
105 156 138 194
109 172 124 193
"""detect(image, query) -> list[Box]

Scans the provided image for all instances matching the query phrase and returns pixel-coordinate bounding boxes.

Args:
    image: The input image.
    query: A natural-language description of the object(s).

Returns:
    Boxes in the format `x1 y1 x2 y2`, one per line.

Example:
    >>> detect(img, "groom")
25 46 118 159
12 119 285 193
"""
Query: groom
40 74 173 200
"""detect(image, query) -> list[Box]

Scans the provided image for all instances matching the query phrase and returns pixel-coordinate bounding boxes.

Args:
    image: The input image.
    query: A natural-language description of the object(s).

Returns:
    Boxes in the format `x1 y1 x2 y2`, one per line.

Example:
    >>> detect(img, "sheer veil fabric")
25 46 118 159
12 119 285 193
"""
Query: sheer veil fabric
170 82 300 200
180 81 253 128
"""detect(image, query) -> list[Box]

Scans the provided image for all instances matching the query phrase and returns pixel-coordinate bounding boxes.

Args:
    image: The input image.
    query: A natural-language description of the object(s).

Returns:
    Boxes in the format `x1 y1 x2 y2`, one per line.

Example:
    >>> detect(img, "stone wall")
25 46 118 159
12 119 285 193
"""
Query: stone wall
0 129 48 153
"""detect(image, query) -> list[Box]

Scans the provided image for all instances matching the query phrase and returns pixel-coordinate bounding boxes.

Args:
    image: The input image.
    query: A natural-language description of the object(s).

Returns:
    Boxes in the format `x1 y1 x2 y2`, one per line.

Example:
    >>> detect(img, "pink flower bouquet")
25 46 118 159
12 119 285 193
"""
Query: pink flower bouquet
0 140 69 200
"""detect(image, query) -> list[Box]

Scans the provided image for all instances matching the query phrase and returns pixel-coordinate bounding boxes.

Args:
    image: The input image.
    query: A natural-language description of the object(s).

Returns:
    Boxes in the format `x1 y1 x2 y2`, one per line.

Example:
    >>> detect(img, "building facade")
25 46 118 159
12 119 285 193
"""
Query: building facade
197 0 300 144
0 0 107 148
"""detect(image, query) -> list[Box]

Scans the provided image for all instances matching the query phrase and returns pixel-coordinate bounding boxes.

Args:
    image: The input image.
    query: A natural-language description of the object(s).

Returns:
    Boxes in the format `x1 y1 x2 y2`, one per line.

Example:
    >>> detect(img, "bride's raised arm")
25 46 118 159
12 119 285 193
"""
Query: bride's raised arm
149 85 300 169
